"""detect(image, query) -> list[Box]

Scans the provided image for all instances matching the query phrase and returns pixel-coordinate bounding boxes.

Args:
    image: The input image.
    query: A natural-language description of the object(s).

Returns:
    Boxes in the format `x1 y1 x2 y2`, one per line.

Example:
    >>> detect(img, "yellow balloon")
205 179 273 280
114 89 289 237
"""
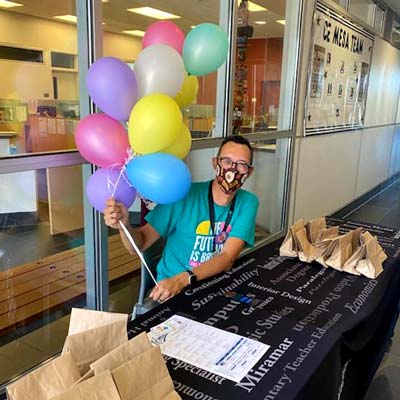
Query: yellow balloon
128 93 182 154
174 75 199 108
162 123 192 159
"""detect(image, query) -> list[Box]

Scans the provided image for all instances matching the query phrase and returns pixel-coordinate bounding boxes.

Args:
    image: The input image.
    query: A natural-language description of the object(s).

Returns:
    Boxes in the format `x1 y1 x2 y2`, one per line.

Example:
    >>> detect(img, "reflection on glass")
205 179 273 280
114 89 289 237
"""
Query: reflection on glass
243 138 290 241
392 18 400 47
102 1 220 140
185 137 290 245
348 0 376 27
0 1 80 157
0 165 85 384
233 0 286 134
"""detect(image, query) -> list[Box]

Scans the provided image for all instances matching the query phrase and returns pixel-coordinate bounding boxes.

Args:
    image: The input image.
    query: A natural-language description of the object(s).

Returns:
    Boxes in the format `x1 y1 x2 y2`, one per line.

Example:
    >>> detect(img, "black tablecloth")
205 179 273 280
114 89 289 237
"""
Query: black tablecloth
128 218 400 400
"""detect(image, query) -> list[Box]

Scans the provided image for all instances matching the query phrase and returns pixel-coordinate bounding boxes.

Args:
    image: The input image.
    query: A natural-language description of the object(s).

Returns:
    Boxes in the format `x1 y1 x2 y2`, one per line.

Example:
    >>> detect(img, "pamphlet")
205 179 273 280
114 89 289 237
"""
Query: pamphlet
148 315 270 383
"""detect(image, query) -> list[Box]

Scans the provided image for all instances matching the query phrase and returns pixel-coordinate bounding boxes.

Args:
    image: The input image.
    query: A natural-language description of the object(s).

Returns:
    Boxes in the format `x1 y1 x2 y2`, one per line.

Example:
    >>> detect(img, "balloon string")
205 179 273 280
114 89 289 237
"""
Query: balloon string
110 167 124 199
118 220 159 288
107 147 136 198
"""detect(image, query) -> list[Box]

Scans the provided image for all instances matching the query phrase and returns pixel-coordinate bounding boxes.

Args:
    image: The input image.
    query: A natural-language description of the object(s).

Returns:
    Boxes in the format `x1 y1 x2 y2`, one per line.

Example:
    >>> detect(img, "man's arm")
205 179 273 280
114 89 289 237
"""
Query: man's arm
120 223 160 254
150 236 245 302
104 198 160 253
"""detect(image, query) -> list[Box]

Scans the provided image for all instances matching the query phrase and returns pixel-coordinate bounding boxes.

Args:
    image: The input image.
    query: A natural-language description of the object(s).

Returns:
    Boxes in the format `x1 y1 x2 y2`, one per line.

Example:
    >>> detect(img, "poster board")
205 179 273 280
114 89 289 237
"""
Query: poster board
305 2 374 135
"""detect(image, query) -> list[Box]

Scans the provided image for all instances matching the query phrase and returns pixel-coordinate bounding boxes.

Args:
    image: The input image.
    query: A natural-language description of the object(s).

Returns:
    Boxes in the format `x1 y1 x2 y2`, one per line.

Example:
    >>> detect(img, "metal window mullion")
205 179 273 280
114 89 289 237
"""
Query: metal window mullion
77 0 108 311
216 0 236 137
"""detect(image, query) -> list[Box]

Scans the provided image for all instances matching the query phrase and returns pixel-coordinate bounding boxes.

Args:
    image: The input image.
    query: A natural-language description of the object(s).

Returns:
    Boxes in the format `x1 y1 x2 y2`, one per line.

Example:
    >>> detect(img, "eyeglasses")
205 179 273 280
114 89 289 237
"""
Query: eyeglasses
218 157 251 173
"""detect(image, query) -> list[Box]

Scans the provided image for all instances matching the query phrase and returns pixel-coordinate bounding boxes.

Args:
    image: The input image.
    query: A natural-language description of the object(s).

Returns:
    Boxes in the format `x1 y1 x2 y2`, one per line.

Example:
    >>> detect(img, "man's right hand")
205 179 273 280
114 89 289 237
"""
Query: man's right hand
104 198 129 229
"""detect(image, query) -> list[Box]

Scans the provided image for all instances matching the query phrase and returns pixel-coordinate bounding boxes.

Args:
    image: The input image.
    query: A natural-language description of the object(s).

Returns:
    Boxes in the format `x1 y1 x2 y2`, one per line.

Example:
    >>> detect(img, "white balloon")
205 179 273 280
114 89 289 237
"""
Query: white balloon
134 44 186 98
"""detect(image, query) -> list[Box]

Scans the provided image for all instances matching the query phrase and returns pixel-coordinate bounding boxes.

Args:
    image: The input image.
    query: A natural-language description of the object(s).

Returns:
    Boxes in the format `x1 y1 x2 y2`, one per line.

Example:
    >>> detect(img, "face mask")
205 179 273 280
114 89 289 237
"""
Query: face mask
215 160 248 194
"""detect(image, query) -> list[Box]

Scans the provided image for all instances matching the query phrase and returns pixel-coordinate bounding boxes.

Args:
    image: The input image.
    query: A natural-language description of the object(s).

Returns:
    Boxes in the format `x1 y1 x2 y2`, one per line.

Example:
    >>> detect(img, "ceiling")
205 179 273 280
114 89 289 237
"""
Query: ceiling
384 0 400 16
0 0 286 38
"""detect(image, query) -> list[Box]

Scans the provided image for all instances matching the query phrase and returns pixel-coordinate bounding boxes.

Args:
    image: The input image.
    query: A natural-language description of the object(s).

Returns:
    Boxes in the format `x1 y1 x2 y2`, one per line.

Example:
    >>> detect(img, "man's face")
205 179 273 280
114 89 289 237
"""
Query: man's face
212 142 253 194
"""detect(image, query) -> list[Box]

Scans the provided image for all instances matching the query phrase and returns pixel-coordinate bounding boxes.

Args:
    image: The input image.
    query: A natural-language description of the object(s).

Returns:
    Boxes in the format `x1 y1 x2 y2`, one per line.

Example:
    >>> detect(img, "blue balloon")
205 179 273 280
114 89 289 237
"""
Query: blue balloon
183 23 229 76
126 153 192 204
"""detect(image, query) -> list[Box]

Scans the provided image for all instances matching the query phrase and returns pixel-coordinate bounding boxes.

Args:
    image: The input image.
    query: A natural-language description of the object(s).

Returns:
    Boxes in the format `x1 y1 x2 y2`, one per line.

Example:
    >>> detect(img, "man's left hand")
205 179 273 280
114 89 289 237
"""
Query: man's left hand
150 272 189 302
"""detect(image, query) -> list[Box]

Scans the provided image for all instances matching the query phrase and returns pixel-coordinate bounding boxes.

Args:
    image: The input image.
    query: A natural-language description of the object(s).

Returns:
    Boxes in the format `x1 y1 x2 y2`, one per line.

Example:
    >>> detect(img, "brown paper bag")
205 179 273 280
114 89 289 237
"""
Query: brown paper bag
7 353 81 400
315 226 339 242
356 232 387 278
306 217 327 244
314 226 340 267
112 346 180 400
68 308 128 335
293 226 319 263
342 246 364 275
62 320 128 375
72 369 95 386
163 393 182 400
49 370 121 400
279 219 304 257
90 332 152 375
134 377 181 400
325 231 353 271
342 228 363 275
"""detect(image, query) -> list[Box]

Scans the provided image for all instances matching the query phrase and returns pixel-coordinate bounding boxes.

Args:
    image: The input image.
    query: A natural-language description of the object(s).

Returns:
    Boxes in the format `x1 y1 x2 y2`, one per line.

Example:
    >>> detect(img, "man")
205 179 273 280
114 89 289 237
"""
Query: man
104 135 258 302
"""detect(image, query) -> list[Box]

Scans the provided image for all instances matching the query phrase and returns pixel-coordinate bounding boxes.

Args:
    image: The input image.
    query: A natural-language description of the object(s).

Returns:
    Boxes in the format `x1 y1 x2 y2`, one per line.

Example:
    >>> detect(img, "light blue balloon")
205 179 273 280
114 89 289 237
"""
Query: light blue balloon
126 153 192 204
183 23 229 76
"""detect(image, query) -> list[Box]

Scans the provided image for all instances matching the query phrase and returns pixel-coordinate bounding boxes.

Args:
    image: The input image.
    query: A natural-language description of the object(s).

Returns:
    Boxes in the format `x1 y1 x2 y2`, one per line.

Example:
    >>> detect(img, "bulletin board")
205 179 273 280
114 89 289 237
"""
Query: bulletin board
304 1 374 135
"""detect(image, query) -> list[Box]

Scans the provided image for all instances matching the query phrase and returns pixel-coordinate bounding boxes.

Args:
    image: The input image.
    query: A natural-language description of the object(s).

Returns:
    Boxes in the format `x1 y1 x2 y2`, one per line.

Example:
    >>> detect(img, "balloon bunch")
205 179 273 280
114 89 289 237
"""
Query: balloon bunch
75 21 229 211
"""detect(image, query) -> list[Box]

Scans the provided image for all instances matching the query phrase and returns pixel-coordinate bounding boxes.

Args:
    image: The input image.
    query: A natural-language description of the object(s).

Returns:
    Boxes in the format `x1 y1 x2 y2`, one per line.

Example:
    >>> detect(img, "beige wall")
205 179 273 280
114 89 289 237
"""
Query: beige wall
0 10 142 101
0 10 142 58
103 31 141 61
0 60 53 99
53 71 79 100
0 11 77 53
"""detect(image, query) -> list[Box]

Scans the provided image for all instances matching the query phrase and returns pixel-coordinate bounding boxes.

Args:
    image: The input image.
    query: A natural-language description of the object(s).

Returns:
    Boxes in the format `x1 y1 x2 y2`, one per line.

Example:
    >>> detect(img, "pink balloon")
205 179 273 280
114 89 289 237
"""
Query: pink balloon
142 21 185 54
75 113 129 168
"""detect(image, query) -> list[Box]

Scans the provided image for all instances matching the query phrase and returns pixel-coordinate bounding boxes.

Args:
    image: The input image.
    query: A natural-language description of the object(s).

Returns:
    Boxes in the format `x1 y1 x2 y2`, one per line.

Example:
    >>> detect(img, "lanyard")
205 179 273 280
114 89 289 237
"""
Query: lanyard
208 181 236 253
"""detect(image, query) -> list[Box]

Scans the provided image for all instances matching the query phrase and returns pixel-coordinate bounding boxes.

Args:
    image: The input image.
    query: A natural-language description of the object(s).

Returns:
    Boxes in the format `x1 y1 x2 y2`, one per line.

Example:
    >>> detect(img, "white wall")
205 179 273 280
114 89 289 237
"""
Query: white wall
291 131 361 221
355 125 393 196
0 172 37 213
364 38 400 127
390 126 400 176
289 2 400 224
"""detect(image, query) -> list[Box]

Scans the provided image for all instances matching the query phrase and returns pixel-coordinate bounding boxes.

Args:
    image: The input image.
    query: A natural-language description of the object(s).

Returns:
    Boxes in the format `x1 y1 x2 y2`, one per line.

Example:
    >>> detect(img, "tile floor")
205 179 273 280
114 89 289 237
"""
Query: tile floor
1 180 400 396
338 179 400 399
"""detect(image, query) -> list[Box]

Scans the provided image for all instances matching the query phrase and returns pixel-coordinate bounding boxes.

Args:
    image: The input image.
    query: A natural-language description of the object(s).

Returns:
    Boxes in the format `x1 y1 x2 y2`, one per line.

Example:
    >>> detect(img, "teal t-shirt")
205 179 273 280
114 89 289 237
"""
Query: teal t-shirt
145 180 259 281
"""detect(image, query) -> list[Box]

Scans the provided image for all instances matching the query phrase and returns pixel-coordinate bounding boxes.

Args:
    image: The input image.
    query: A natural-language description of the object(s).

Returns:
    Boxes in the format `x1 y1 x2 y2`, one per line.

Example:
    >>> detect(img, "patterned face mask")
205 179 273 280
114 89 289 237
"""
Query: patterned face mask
215 160 248 194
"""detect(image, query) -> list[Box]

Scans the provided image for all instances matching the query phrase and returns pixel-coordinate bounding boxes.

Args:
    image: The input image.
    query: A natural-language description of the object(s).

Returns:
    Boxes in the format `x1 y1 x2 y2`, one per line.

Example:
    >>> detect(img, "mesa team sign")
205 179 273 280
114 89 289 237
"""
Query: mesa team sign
305 1 374 135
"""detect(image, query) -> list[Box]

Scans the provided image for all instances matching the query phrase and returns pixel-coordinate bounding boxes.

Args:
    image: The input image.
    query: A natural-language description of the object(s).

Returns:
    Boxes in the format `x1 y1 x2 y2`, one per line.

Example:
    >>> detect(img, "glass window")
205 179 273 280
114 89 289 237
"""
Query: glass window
349 0 376 26
0 0 86 386
233 0 287 134
331 0 350 10
51 52 76 69
0 165 85 385
102 1 221 142
0 1 80 157
101 0 222 314
0 45 43 63
392 17 400 47
373 4 385 33
185 137 291 243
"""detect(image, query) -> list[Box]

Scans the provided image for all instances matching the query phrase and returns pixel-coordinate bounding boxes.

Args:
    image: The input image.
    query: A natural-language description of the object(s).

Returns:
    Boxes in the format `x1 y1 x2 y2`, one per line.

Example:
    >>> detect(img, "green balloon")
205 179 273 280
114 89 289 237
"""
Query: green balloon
183 23 229 76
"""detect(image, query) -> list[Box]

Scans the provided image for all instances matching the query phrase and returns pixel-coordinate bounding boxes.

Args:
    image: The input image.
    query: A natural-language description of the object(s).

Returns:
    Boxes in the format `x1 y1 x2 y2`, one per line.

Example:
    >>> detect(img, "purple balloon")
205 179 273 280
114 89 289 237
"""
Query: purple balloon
87 57 138 121
86 168 136 213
